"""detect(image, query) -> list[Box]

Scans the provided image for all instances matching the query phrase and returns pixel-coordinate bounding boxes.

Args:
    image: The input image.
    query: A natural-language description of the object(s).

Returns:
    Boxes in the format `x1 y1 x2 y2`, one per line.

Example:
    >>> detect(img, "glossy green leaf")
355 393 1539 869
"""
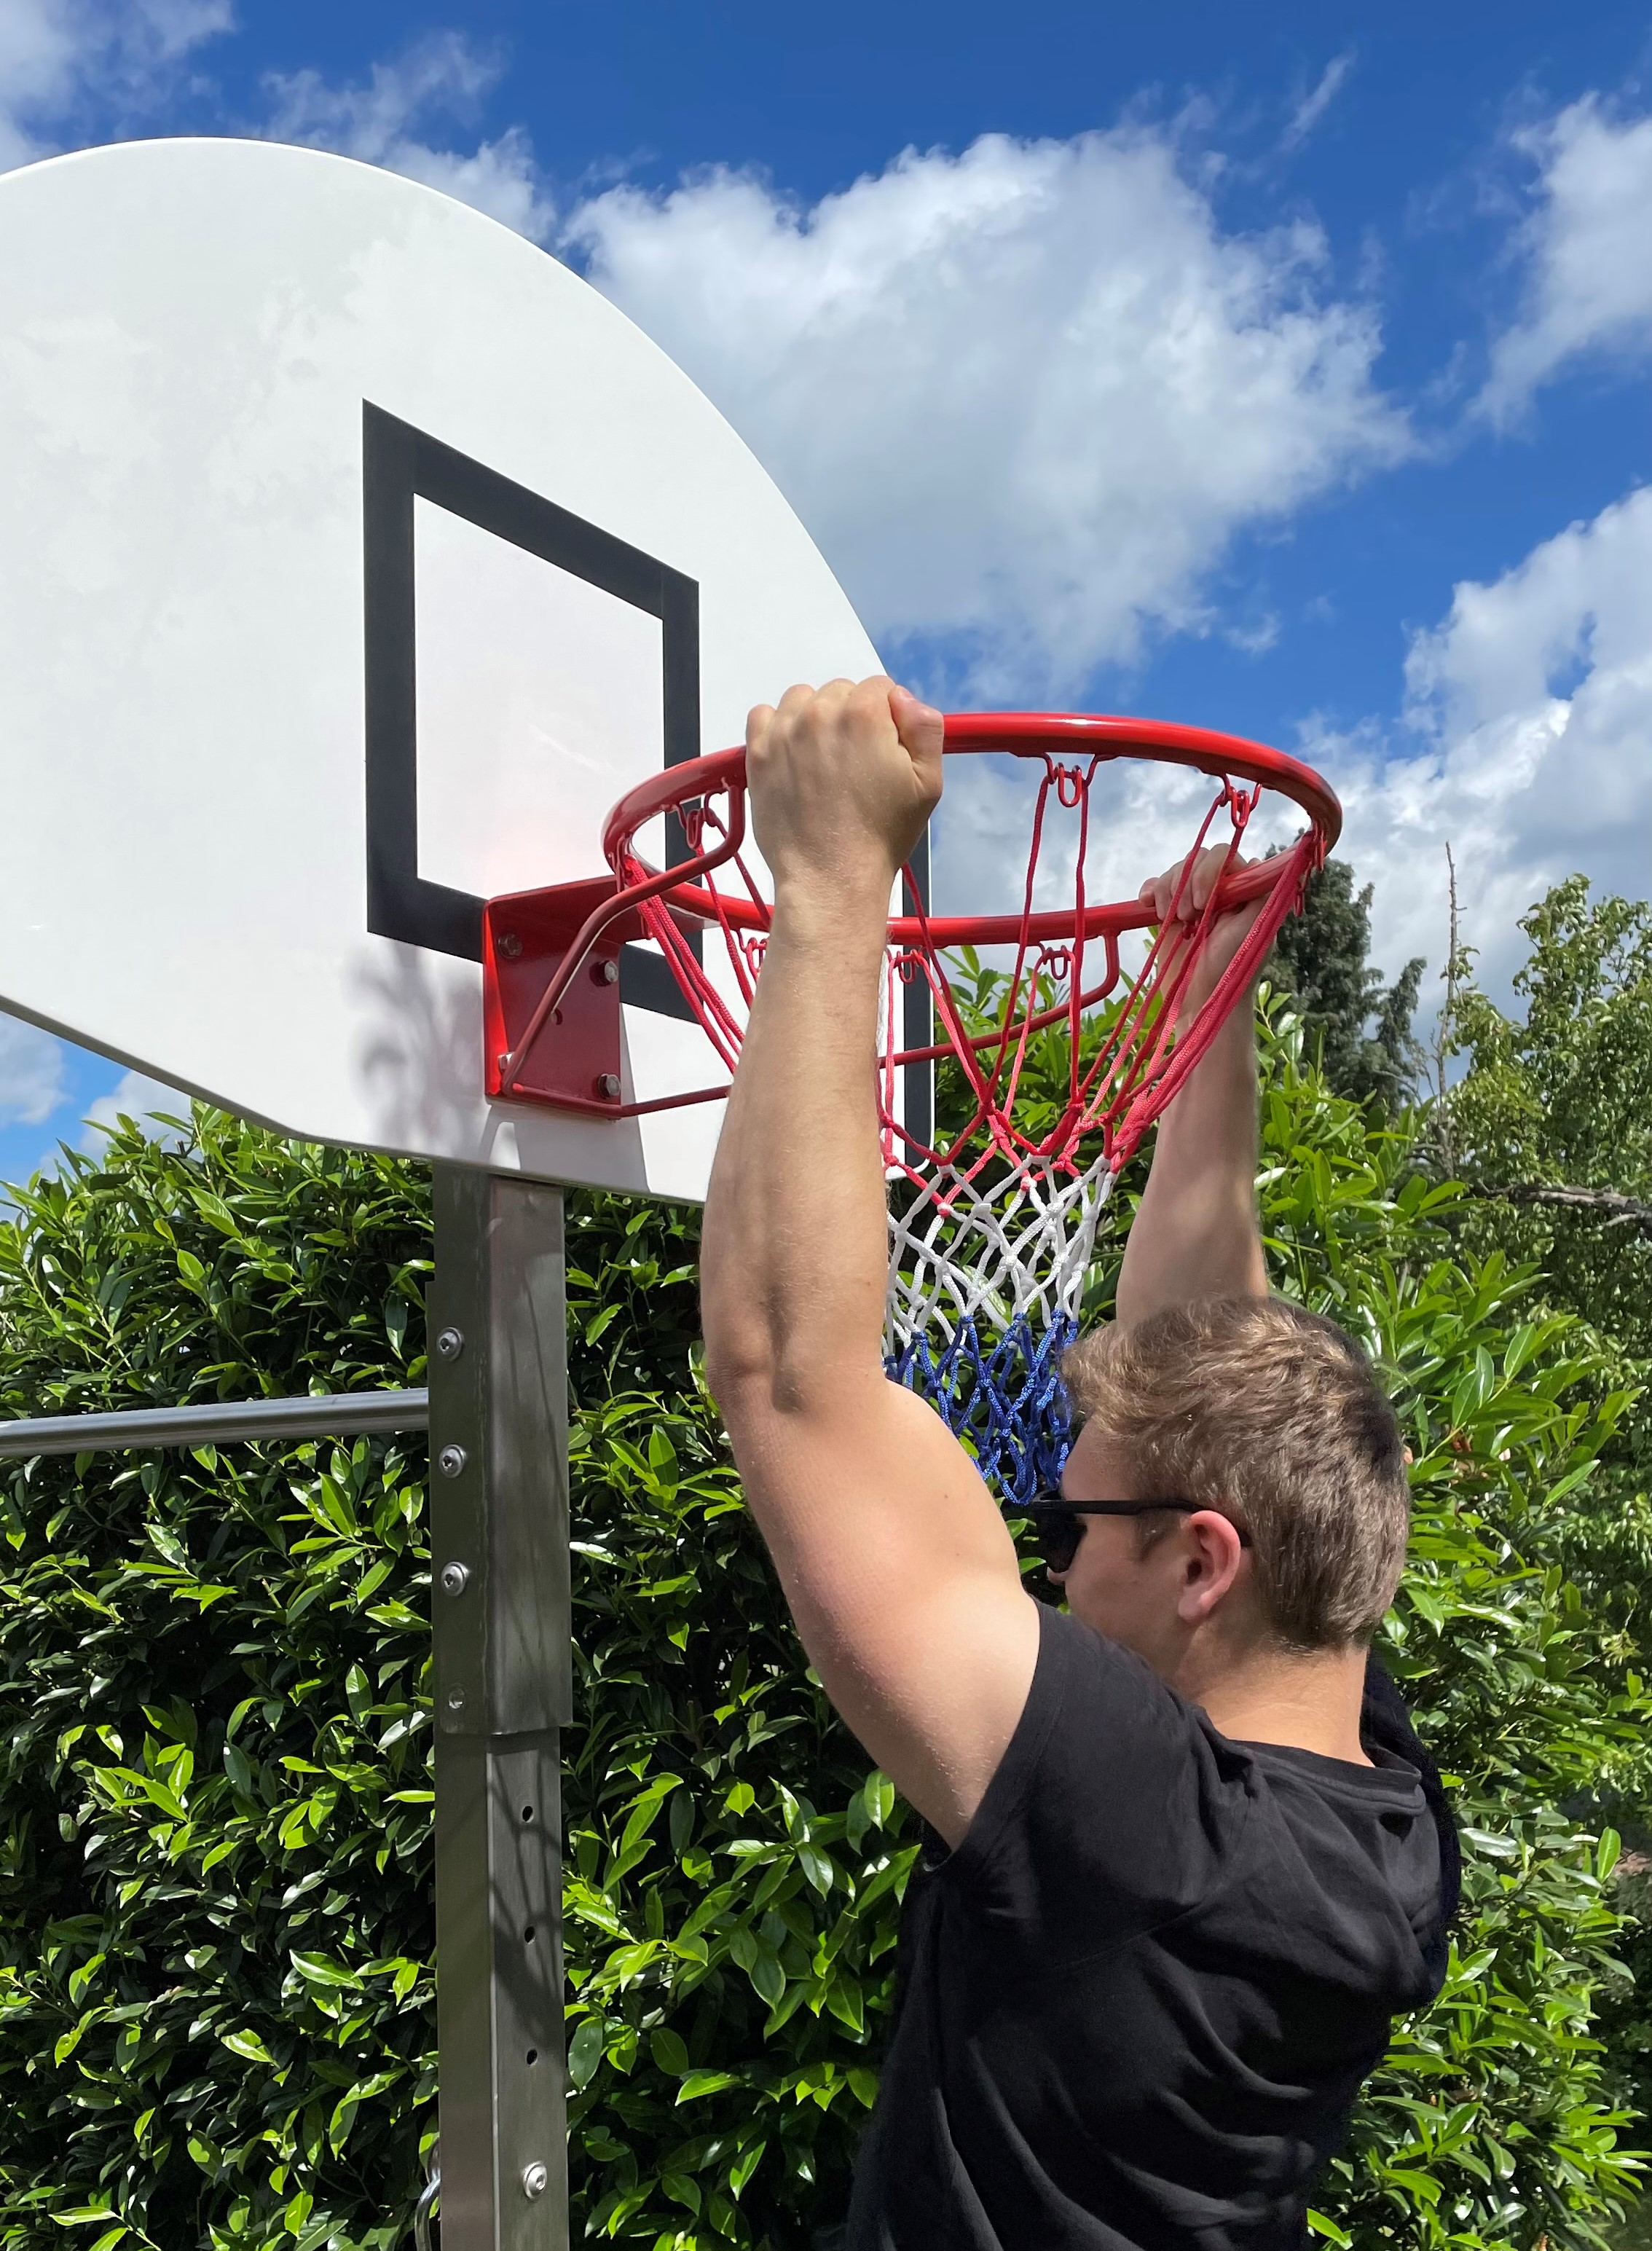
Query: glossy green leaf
567 2015 605 2090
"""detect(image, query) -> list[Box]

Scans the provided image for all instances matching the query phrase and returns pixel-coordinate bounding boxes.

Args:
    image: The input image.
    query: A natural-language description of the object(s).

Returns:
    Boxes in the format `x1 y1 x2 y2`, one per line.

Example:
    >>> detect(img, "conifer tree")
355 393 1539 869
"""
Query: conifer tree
1268 858 1425 1113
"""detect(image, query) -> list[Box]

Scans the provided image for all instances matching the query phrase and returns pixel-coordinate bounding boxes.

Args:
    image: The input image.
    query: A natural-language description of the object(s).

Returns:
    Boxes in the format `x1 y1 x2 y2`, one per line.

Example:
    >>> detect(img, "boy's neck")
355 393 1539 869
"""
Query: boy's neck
1181 1641 1372 1767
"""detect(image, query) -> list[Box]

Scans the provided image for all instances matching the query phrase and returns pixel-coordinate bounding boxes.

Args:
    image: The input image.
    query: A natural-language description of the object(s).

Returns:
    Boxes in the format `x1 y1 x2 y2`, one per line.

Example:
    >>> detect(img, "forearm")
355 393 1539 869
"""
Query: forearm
1114 1000 1267 1329
701 879 892 1408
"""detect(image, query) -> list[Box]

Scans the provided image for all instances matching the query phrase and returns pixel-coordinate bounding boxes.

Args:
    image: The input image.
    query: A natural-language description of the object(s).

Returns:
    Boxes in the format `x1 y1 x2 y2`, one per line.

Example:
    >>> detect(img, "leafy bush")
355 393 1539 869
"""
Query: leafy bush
1255 1009 1645 2247
0 1119 909 2249
0 1129 438 2248
1 1007 1649 2250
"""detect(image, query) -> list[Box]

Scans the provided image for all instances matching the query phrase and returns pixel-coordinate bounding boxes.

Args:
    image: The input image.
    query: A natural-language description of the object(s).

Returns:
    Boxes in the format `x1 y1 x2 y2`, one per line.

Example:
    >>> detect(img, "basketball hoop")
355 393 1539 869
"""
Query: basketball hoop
484 714 1340 1499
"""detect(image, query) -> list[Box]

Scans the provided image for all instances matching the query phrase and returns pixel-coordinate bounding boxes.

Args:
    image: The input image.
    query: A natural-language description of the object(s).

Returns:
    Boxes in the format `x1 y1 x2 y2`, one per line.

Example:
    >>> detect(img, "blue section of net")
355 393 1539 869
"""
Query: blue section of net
885 1310 1077 1507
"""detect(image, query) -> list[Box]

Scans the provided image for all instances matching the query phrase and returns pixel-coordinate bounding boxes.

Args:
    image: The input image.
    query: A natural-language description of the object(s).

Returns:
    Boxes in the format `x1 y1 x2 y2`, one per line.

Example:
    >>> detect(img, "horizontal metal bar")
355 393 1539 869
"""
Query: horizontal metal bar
0 1389 430 1457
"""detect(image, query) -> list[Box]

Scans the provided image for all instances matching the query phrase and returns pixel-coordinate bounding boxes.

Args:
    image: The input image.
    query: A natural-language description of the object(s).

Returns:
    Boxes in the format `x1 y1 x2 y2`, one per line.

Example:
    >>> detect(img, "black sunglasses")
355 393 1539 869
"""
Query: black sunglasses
1015 1493 1250 1574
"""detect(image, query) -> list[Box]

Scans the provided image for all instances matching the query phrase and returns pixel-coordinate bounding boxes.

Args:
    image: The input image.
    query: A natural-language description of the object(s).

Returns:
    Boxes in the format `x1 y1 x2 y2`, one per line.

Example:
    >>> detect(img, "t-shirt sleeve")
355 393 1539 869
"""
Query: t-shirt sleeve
944 1602 1251 1942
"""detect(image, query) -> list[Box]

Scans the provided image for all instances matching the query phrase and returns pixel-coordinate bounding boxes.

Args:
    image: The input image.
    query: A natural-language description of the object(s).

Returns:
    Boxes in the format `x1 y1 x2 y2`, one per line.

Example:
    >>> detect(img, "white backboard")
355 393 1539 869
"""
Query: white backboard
0 137 881 1201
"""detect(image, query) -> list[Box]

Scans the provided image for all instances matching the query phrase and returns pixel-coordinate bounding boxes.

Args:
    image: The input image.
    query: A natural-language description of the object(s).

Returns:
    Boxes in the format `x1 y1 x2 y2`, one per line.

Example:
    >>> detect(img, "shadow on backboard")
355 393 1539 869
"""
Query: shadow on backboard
347 940 659 1191
350 942 484 1167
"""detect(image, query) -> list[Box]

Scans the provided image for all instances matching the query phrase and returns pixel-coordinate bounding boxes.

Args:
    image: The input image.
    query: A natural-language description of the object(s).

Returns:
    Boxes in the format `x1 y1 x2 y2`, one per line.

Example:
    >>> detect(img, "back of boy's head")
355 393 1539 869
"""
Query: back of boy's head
1061 1297 1410 1651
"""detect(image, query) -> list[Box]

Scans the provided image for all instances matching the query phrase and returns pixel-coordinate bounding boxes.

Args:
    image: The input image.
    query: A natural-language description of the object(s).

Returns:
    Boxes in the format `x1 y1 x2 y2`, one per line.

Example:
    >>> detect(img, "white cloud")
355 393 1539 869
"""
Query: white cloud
0 0 77 168
925 484 1652 1018
264 33 554 241
1283 53 1355 152
566 127 1409 696
1 11 553 243
0 1012 68 1125
0 0 232 170
1481 94 1652 422
80 1068 189 1147
1309 482 1652 997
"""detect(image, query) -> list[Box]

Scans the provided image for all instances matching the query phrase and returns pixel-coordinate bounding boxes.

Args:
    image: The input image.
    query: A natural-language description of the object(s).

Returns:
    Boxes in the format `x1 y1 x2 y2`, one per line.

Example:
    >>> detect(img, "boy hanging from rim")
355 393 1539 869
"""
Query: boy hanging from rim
699 677 1458 2251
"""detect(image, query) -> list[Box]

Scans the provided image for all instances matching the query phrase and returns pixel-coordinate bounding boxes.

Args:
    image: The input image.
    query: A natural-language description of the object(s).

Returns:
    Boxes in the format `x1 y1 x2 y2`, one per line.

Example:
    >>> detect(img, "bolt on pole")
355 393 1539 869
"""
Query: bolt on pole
429 1168 571 2248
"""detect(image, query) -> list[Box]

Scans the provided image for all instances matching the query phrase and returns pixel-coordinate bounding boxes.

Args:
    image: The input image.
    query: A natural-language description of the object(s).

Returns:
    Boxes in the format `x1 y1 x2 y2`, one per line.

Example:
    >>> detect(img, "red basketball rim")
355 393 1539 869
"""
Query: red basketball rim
487 712 1341 1120
602 712 1342 941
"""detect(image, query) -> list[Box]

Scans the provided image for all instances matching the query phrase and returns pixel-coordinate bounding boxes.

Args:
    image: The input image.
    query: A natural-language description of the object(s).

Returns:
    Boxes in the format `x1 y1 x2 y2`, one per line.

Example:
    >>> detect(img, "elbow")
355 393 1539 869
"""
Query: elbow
701 1333 774 1421
701 1335 819 1429
700 1279 778 1413
701 1276 892 1431
701 1300 805 1437
702 1332 886 1442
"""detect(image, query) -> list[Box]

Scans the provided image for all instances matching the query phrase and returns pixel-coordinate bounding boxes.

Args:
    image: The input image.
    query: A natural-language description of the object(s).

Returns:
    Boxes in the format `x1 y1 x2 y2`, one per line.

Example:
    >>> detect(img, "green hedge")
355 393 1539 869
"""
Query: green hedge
0 1134 438 2247
1 1010 1648 2249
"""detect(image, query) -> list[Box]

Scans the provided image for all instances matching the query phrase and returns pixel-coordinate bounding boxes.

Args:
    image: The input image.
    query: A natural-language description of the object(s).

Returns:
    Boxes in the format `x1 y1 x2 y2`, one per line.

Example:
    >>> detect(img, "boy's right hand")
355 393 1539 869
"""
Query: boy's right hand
744 676 943 910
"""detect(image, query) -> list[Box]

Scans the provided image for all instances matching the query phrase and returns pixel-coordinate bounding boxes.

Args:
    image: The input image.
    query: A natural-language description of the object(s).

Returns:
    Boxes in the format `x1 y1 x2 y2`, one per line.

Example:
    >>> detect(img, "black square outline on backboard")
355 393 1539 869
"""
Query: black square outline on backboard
362 401 701 1014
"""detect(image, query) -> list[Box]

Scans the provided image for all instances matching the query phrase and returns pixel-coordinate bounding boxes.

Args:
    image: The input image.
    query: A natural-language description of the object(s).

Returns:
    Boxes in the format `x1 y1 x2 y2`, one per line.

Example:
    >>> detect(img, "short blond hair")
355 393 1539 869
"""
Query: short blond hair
1060 1297 1409 1650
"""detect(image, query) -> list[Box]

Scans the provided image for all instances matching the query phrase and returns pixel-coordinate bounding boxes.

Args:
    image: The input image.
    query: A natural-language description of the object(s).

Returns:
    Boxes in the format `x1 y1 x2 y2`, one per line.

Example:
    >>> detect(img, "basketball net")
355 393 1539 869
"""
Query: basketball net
875 758 1323 1499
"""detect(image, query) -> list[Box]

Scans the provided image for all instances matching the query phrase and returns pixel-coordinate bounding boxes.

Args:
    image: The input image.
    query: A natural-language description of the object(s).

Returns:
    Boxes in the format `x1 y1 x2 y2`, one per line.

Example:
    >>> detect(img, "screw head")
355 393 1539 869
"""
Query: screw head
497 932 524 959
439 1560 470 1597
438 1444 467 1478
596 1072 622 1100
446 1687 465 1711
435 1326 463 1361
591 956 619 986
496 1052 512 1076
522 2161 551 2199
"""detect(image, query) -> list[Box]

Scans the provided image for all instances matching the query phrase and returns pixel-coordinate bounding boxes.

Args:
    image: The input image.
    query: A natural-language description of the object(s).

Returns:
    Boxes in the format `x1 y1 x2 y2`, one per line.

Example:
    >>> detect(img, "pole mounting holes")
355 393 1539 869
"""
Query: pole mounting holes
521 1803 535 1823
524 1924 536 1944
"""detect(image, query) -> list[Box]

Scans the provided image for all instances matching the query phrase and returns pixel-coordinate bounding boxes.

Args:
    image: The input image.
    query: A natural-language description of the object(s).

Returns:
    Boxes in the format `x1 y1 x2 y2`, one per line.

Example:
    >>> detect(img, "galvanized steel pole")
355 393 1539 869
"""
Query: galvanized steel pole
0 1388 430 1456
428 1166 570 2250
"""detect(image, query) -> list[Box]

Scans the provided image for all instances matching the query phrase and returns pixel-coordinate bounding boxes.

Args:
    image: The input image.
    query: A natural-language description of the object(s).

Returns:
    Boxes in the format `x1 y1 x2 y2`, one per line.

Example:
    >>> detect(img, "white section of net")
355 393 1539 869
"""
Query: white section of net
884 1149 1118 1354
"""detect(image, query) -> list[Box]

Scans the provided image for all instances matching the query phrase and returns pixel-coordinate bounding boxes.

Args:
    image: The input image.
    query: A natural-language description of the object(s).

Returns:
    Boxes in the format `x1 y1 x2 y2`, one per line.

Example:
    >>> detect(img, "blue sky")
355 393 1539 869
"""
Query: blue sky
3 0 1652 1185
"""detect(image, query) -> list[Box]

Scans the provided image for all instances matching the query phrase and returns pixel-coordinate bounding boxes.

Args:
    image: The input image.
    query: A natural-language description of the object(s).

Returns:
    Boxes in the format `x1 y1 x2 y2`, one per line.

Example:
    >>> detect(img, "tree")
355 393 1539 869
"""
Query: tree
1444 876 1652 1357
1268 857 1426 1114
1434 875 1652 1675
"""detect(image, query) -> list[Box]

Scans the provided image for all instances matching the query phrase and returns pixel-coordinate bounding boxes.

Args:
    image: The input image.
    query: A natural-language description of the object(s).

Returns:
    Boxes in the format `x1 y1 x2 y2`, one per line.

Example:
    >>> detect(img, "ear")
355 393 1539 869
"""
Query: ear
1175 1510 1248 1625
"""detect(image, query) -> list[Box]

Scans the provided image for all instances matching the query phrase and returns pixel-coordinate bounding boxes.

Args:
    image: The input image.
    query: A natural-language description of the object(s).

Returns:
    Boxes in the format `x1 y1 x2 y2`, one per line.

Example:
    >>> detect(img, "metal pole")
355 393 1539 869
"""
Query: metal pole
902 826 934 1152
0 1389 429 1457
429 1166 570 2249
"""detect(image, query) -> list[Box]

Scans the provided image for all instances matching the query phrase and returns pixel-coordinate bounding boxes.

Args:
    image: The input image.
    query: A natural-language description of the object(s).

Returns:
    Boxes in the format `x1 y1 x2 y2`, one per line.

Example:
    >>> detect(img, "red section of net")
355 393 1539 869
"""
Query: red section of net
880 763 1319 1190
602 733 1329 1182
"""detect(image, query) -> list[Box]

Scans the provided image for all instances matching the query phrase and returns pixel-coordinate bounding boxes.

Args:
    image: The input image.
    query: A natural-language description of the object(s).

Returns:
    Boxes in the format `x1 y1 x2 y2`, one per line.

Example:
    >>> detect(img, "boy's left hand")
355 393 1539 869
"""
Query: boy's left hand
1139 844 1266 1014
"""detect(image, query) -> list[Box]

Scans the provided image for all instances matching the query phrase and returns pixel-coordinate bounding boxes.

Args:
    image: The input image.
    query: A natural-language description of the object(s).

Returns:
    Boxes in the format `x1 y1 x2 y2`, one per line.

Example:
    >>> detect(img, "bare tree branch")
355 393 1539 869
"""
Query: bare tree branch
1467 1184 1652 1233
1430 843 1460 1178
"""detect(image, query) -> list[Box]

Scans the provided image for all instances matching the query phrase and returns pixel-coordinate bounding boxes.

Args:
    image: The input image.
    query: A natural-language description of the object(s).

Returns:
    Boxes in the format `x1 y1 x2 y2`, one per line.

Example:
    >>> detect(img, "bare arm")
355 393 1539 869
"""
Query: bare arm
1115 848 1270 1329
701 678 1039 1847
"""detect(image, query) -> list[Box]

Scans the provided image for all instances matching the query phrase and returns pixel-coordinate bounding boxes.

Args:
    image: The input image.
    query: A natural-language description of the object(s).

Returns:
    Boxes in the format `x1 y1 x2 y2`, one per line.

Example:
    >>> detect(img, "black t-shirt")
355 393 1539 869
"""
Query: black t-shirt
843 1605 1447 2251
